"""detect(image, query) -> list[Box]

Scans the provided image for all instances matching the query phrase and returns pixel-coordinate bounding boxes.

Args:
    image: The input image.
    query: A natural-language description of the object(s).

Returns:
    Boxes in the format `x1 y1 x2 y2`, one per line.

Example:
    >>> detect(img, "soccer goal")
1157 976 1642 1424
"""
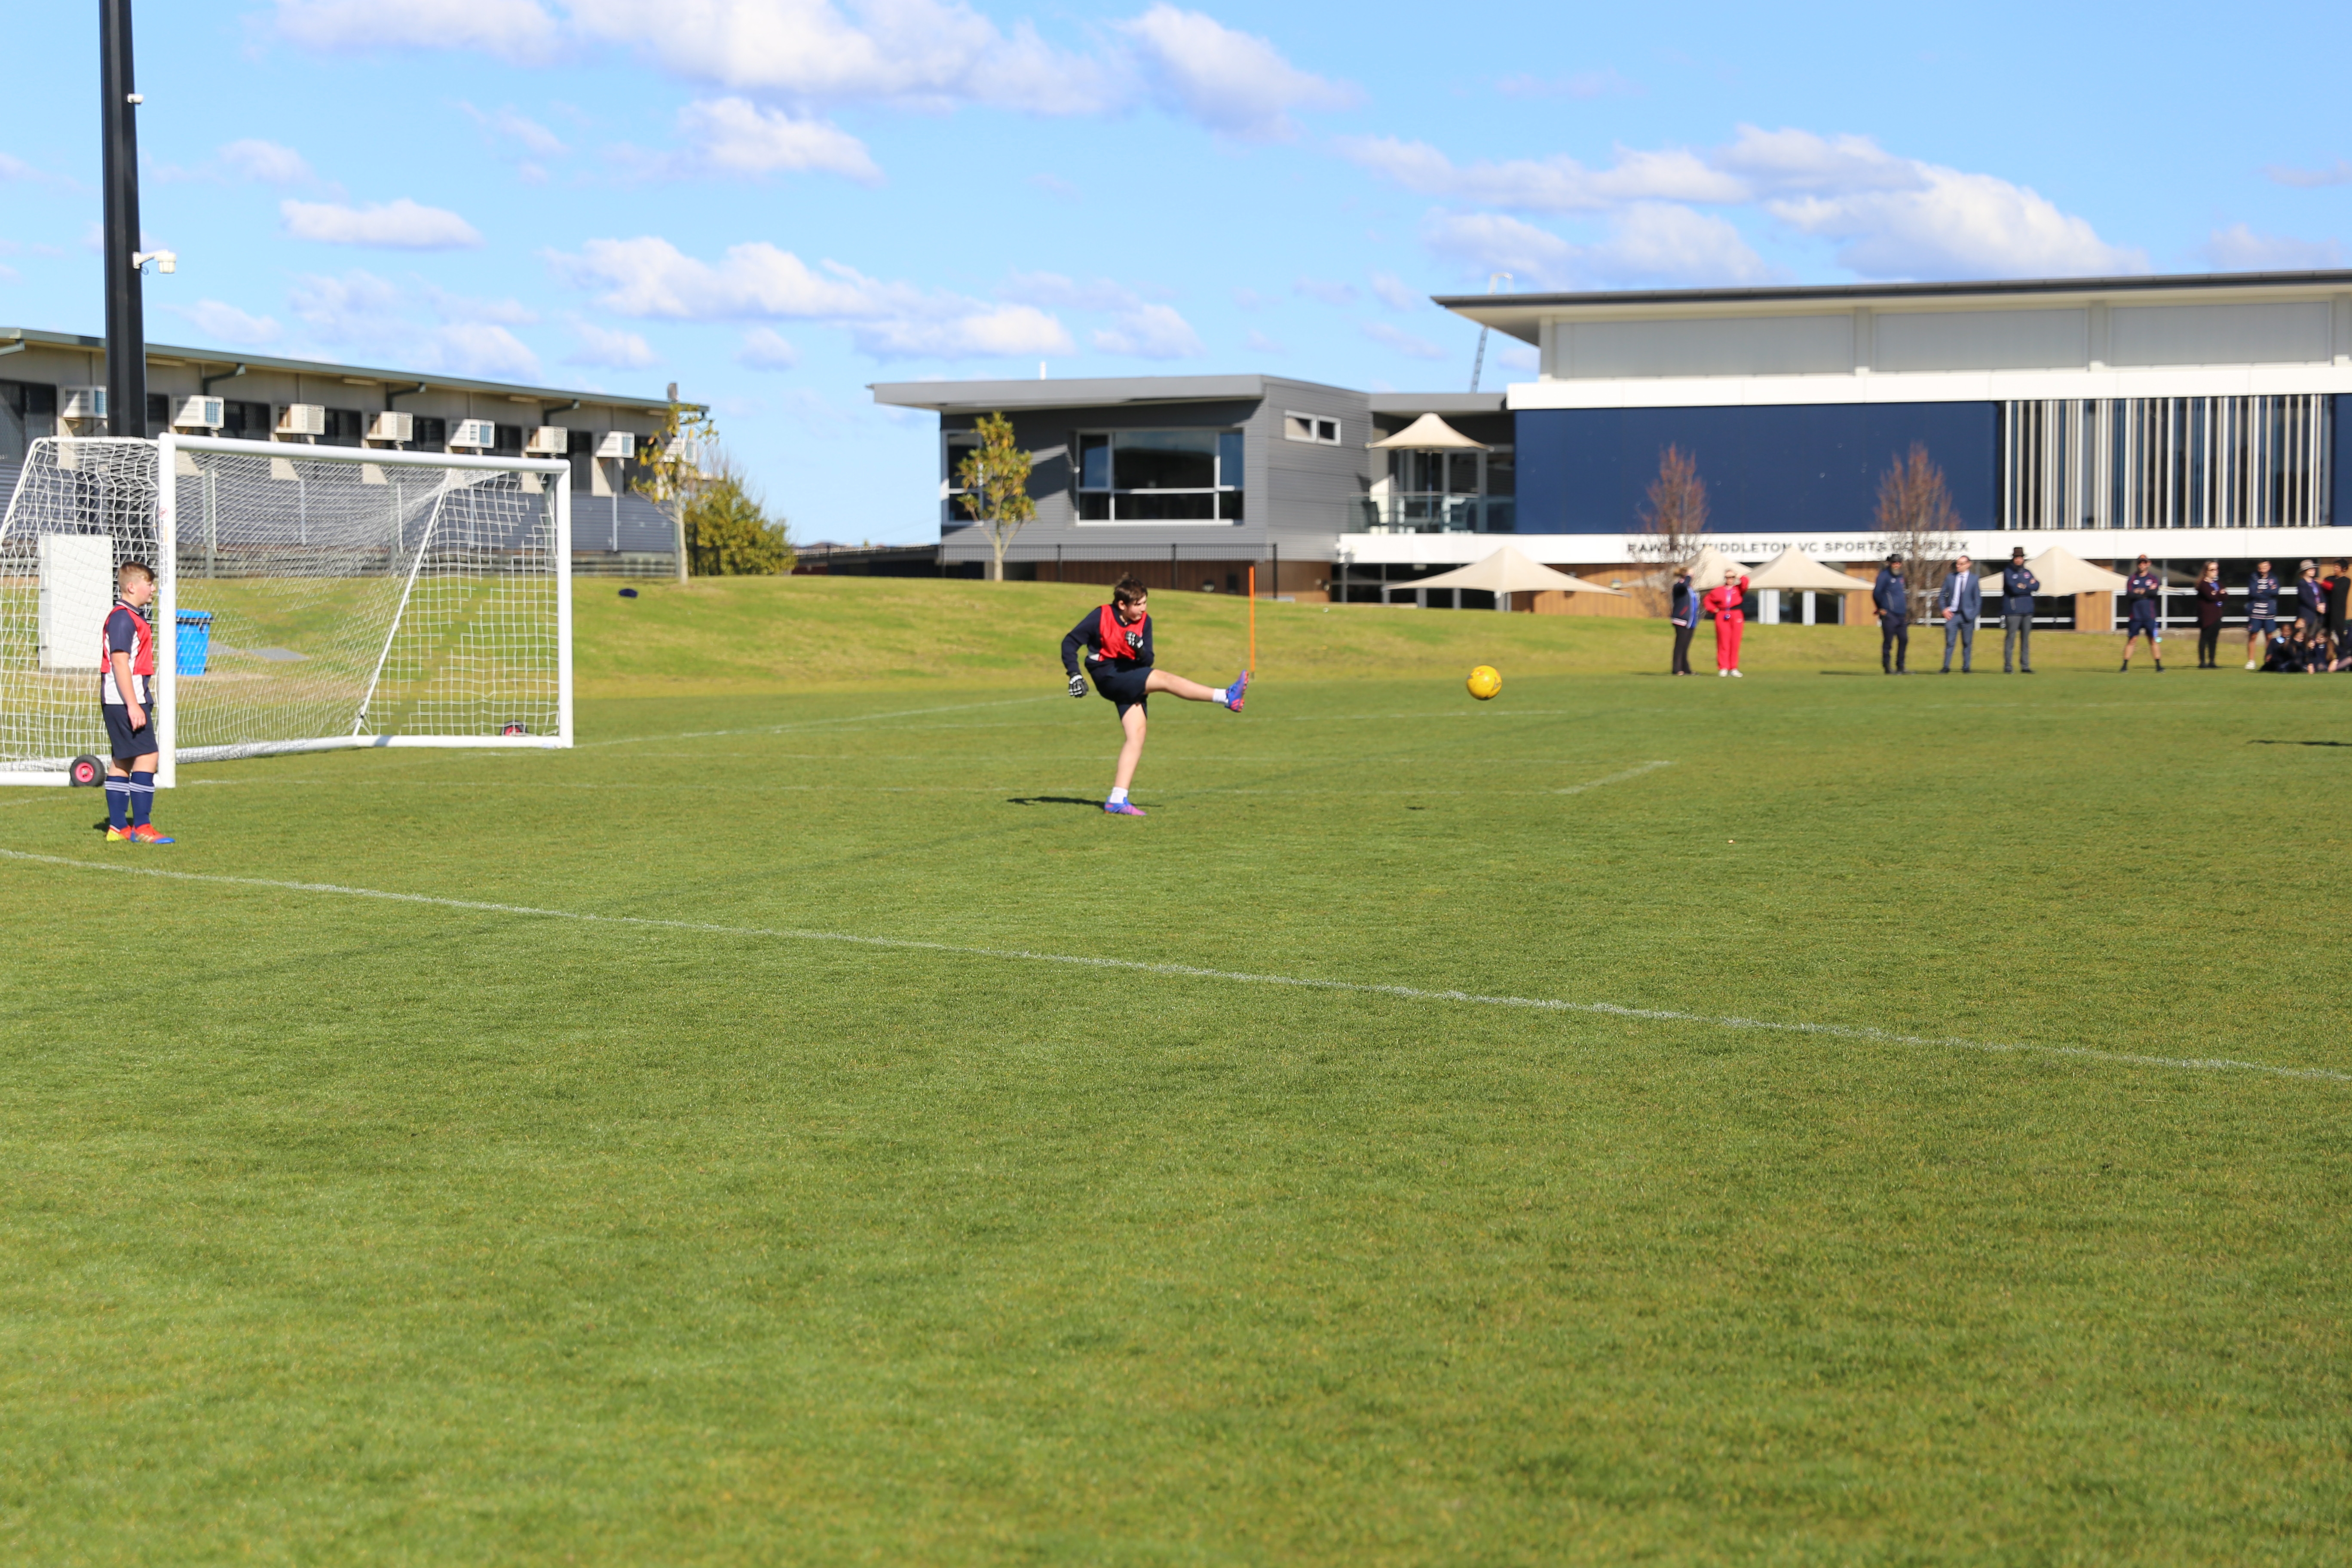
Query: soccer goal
0 433 572 786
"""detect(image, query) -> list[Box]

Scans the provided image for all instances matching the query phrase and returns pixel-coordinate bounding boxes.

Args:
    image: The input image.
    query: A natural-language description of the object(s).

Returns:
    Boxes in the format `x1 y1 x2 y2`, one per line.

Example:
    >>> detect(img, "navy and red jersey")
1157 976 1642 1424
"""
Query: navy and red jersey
100 599 154 707
1062 604 1154 679
2125 572 2162 609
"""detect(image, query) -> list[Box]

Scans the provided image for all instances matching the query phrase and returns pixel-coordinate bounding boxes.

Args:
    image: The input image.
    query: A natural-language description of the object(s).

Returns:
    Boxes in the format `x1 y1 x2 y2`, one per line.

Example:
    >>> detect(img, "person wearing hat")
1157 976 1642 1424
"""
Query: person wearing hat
1668 564 1699 675
1871 553 1909 674
1999 546 2040 674
2119 555 2164 672
2295 560 2326 634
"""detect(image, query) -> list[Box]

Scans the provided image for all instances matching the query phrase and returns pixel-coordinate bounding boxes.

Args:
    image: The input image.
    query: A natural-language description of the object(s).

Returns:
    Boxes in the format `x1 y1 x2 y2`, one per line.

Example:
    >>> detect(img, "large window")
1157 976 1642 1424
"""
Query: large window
323 408 366 447
2002 395 2333 530
1371 444 1515 533
1076 429 1244 522
220 400 272 439
0 381 58 463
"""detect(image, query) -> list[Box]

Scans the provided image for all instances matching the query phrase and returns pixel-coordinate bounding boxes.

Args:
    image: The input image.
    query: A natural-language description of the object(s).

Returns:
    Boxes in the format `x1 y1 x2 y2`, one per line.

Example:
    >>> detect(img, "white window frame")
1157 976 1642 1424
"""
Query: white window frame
1283 411 1341 445
1075 427 1244 526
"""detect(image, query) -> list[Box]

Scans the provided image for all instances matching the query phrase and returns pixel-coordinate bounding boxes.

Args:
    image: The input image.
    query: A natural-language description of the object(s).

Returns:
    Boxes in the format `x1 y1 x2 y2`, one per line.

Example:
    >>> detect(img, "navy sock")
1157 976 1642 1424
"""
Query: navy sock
130 770 154 828
106 776 130 830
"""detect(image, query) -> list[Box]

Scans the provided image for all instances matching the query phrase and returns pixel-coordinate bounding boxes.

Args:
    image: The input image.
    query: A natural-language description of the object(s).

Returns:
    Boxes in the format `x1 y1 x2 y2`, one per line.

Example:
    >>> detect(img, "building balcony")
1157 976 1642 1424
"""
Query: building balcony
1360 493 1516 533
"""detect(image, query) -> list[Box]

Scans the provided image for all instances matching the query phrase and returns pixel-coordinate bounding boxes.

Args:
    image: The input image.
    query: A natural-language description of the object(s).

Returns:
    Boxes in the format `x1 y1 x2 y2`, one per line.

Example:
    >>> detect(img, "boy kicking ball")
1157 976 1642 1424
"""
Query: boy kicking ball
101 560 173 845
1060 576 1246 816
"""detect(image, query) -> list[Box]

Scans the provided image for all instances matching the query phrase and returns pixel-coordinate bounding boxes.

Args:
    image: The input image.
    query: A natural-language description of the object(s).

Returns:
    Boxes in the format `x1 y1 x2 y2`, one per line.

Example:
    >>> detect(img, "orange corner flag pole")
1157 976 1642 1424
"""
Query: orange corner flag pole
1247 566 1257 673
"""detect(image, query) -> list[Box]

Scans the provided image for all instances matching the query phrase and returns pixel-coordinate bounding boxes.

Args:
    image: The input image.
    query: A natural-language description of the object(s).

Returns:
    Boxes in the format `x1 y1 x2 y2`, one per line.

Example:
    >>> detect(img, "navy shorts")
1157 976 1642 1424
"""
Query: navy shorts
2127 606 2161 635
103 703 159 762
2247 615 2277 635
1092 663 1153 716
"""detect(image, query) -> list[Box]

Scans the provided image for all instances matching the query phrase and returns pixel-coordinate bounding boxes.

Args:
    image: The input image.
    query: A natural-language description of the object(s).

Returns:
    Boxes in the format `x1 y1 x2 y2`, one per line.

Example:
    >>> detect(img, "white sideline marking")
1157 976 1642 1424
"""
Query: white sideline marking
1 847 2342 1087
1556 760 1673 795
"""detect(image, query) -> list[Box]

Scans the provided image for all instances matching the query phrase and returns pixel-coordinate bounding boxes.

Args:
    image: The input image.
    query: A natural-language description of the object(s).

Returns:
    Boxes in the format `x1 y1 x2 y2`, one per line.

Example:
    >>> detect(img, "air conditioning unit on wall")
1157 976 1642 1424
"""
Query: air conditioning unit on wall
367 410 414 444
172 396 224 430
525 426 568 456
276 404 326 438
594 432 635 460
450 418 497 450
61 387 107 423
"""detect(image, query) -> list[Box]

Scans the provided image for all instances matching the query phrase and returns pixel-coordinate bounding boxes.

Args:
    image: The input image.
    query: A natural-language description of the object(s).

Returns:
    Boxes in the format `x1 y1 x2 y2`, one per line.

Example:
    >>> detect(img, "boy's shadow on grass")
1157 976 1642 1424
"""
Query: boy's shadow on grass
2250 739 2352 748
1007 795 1106 808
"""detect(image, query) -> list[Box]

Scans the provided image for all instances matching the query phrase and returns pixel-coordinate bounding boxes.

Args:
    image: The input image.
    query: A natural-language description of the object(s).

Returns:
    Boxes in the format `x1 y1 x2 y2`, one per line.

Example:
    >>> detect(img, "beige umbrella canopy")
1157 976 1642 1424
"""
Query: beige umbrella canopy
1976 544 2129 597
1674 543 1749 589
1368 413 1488 450
1400 545 1623 609
1744 546 1872 594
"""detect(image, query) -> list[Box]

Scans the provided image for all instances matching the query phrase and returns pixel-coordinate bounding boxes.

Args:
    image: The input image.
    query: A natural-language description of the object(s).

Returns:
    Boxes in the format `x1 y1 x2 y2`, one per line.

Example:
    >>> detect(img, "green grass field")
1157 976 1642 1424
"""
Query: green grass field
3 581 2348 1564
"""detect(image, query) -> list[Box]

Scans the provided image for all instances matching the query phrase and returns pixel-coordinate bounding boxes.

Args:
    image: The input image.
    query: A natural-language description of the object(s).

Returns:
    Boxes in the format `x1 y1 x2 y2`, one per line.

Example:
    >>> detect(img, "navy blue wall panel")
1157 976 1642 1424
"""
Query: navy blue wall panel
2336 395 2349 529
1516 401 2000 534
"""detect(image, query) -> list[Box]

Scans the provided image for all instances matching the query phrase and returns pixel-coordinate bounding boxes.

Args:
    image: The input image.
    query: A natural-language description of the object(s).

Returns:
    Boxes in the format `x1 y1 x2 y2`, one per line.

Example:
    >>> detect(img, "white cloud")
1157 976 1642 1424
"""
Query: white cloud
738 326 801 368
285 268 546 379
1294 276 1357 306
999 272 1141 310
2265 158 2352 190
458 102 570 157
1091 303 1205 358
1243 328 1285 354
273 0 562 62
564 0 1116 113
1230 285 1270 310
569 320 659 367
219 139 315 184
281 198 484 248
1495 68 1639 100
1369 271 1418 311
1361 321 1449 361
1117 5 1357 141
1423 205 1775 290
1335 135 1744 213
2202 224 2346 271
173 300 285 345
1364 122 2142 283
0 153 40 181
550 234 1075 360
675 97 880 184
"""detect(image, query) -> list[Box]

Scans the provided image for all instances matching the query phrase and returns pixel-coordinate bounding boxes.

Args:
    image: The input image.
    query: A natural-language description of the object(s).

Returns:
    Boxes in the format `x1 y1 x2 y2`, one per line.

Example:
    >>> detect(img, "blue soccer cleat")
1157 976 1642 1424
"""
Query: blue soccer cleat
1224 670 1250 711
1103 799 1148 816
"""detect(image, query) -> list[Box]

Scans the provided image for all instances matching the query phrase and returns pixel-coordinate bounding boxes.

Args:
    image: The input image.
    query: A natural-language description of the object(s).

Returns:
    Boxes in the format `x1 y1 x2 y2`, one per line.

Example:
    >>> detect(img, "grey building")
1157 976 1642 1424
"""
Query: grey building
1 325 687 572
870 374 1503 600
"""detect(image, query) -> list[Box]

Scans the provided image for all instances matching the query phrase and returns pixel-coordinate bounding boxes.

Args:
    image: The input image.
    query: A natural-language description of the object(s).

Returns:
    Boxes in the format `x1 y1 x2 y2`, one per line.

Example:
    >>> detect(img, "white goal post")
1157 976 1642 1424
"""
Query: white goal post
0 433 572 786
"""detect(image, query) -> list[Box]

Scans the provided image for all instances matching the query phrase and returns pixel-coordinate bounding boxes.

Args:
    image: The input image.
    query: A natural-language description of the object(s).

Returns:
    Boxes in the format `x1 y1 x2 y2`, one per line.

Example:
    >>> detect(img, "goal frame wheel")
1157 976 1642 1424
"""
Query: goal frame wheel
69 755 104 788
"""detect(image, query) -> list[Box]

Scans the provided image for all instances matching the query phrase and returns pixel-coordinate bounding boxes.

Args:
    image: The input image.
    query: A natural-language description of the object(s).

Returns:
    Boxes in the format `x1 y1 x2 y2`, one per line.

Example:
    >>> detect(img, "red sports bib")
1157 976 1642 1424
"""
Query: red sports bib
1096 604 1146 661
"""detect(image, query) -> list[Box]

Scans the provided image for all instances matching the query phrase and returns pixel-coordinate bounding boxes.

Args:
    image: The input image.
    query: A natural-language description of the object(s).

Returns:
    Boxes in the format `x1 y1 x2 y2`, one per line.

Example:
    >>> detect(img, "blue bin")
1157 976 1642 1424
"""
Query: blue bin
176 611 212 676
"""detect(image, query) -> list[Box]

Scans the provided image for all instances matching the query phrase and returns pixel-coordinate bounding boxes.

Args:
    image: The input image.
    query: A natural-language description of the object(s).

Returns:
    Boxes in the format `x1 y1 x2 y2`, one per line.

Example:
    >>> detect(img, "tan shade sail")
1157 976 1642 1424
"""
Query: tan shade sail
1744 546 1872 593
1976 545 2130 597
1368 413 1488 451
1404 545 1623 595
1674 544 1749 590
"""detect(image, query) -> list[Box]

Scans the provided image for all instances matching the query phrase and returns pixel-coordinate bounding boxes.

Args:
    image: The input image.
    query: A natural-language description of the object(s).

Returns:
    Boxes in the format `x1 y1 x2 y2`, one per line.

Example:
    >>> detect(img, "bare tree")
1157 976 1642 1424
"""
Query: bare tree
1875 443 1963 621
1628 444 1709 616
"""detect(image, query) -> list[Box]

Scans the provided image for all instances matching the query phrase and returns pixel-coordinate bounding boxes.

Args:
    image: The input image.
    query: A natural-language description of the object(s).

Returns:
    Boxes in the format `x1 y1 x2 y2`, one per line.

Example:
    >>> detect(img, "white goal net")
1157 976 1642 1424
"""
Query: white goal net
0 434 571 785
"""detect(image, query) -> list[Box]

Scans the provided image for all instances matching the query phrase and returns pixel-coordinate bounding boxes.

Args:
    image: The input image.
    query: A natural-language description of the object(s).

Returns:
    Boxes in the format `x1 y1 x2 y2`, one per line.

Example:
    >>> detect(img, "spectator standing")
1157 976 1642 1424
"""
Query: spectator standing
1938 554 1981 672
2120 555 2165 672
2245 559 2280 669
1668 566 1698 676
2296 560 2326 634
2000 546 2040 674
1872 554 1910 674
2192 561 2226 668
2326 559 2352 645
1701 568 1749 677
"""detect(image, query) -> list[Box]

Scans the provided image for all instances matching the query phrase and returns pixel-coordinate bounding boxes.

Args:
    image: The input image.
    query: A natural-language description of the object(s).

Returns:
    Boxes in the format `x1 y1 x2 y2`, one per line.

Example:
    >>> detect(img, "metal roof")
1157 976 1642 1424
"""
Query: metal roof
869 373 1354 413
0 325 684 413
1433 269 2352 344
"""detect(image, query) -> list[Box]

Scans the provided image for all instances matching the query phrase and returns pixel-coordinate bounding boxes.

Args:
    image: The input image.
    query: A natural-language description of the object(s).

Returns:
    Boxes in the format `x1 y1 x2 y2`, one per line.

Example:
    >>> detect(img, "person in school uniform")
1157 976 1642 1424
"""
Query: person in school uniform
2243 560 2280 669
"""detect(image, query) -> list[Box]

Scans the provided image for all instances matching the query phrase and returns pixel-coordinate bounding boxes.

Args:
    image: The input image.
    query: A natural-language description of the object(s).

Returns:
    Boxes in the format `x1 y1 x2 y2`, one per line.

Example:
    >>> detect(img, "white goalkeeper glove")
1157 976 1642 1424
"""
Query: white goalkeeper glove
1068 674 1088 698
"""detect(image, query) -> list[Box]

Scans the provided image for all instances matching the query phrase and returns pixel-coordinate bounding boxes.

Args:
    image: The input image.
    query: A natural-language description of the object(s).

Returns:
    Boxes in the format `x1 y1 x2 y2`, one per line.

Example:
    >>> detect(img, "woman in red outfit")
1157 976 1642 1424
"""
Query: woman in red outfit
1701 569 1750 677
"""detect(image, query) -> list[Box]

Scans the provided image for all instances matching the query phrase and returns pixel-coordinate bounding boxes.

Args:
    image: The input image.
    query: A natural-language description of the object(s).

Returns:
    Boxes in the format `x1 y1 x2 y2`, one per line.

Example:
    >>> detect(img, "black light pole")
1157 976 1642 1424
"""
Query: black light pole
101 0 146 437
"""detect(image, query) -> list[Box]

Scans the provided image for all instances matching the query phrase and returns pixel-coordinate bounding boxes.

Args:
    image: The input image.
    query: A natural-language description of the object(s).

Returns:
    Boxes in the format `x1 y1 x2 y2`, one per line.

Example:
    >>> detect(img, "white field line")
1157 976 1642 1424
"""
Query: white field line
1 847 2342 1086
1556 760 1673 795
573 695 1063 749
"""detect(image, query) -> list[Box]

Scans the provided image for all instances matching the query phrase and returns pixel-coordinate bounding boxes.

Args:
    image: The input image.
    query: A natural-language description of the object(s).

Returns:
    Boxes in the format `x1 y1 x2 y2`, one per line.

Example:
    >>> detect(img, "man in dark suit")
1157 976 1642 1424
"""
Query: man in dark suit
1999 547 2040 673
1872 554 1909 674
1938 554 1981 672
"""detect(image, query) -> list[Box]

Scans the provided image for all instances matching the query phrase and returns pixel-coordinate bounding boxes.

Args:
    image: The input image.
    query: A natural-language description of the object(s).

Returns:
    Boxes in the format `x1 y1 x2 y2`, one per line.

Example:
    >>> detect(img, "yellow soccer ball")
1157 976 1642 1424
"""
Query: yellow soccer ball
1467 665 1502 701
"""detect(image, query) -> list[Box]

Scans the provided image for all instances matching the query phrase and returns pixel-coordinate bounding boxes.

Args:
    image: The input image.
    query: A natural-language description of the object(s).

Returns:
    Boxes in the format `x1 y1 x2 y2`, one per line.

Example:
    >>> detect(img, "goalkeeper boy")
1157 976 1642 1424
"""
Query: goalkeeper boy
100 560 173 844
1060 576 1246 816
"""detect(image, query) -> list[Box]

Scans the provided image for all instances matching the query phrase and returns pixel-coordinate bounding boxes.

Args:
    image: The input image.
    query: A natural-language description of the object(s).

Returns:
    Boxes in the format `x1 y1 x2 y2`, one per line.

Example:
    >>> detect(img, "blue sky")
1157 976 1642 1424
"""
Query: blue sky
2 1 2346 544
